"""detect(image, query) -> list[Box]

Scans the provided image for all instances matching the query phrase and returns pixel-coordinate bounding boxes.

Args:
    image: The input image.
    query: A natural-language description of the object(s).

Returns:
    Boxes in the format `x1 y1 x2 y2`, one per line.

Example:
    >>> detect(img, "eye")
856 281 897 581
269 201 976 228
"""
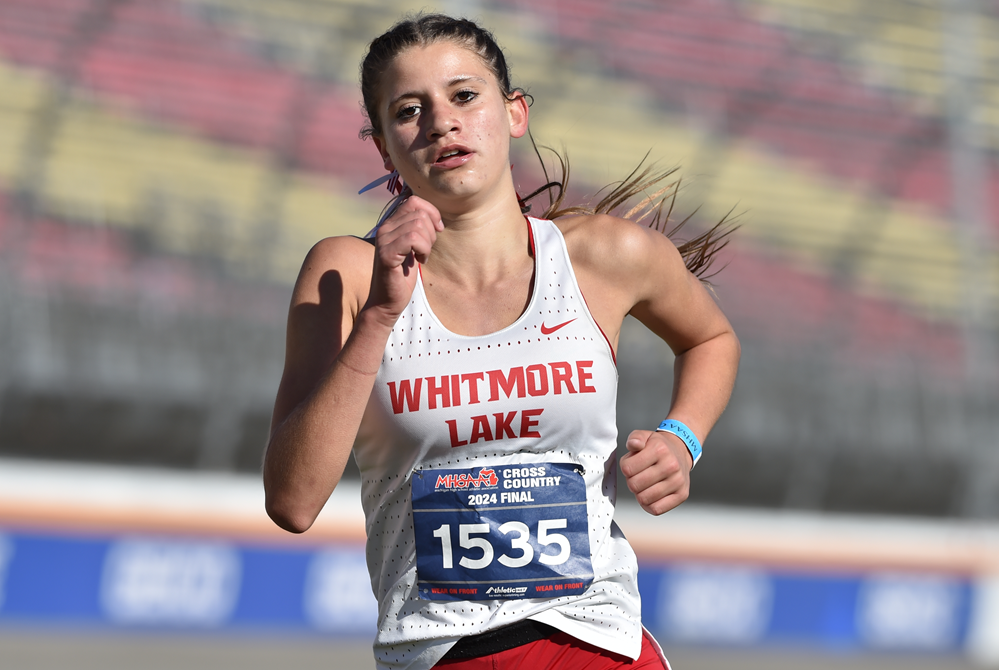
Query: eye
396 104 420 120
454 89 478 104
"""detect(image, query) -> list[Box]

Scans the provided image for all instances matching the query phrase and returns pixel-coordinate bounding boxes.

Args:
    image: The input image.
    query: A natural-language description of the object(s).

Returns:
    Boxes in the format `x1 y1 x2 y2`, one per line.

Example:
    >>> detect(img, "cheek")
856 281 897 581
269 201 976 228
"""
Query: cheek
385 133 418 166
472 109 504 145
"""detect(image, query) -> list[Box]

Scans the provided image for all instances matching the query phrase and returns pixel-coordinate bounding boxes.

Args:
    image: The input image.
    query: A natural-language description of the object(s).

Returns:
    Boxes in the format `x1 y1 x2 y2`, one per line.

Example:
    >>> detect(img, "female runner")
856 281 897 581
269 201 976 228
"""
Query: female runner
263 13 740 670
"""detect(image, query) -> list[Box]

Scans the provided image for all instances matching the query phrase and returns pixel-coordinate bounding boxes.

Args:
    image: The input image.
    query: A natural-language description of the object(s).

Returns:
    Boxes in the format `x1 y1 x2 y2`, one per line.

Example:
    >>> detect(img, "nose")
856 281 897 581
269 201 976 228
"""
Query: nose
425 102 460 140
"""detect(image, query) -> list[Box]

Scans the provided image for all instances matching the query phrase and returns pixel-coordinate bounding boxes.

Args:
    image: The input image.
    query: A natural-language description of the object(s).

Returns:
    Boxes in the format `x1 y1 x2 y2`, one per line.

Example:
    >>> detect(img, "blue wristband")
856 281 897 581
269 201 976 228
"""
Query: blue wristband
656 419 702 468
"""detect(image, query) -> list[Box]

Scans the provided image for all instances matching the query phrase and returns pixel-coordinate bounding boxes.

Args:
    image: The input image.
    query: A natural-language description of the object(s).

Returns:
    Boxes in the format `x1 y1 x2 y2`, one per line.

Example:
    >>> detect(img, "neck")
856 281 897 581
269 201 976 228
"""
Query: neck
425 190 532 288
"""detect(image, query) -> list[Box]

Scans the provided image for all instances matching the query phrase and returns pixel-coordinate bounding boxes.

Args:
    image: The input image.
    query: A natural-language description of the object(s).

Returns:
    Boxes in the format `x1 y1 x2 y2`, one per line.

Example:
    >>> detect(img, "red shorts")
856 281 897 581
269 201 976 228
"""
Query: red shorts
434 627 670 670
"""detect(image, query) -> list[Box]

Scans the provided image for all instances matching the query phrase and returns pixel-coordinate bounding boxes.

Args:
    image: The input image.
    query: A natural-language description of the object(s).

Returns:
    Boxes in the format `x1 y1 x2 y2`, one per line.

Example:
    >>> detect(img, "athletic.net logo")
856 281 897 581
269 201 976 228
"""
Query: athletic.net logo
486 586 529 596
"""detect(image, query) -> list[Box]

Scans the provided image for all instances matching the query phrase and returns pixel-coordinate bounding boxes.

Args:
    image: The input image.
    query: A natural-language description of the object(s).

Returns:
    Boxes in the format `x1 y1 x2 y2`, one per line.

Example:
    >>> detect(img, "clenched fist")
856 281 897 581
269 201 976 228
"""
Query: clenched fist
620 429 693 515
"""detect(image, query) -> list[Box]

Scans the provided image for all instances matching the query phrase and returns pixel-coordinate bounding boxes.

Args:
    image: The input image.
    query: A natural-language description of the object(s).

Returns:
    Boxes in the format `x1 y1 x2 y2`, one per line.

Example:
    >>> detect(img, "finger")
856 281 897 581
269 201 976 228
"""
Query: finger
377 207 441 266
638 487 689 516
625 429 653 453
621 433 686 489
401 196 443 234
377 210 436 244
618 450 643 481
627 430 690 471
625 468 689 497
620 431 660 478
628 460 689 507
625 456 684 497
402 252 416 275
377 225 436 268
388 195 443 232
407 195 443 230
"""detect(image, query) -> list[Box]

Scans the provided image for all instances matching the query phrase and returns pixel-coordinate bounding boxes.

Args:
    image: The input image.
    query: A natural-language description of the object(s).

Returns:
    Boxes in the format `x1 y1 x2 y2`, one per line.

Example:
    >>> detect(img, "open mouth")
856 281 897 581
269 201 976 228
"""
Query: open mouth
435 148 470 165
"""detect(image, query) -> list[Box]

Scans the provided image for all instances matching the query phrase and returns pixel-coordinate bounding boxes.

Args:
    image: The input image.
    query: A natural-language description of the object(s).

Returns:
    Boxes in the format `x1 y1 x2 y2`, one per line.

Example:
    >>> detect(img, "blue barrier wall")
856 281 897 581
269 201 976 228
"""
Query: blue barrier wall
0 527 972 653
640 560 971 652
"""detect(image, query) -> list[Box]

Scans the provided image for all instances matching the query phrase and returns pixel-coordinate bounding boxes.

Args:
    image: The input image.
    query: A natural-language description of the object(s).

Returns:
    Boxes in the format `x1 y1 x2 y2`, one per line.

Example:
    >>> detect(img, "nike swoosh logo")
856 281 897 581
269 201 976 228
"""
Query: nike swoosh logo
540 318 577 335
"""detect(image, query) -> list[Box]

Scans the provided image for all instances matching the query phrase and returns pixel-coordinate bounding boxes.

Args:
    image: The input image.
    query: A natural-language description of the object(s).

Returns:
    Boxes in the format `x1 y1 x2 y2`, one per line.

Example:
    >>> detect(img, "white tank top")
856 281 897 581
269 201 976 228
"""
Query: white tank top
356 217 642 670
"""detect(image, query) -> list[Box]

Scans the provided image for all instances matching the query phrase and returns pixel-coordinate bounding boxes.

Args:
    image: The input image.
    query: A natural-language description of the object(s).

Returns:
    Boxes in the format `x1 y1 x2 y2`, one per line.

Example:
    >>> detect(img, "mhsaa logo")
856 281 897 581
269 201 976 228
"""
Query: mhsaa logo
435 468 499 490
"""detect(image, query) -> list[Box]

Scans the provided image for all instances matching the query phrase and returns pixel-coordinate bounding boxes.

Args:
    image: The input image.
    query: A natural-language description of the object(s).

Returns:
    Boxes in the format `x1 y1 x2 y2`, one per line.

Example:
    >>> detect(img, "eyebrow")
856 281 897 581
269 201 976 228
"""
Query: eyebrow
445 74 488 87
387 75 490 109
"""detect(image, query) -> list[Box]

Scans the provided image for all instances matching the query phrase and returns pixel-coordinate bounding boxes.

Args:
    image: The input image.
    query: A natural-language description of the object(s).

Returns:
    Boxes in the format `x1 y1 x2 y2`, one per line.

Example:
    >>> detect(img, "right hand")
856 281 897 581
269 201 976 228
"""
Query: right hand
364 195 444 326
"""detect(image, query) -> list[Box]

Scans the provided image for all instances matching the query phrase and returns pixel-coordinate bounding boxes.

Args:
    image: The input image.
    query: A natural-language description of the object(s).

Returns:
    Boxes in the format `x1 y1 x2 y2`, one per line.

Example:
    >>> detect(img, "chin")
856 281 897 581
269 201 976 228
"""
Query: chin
423 177 486 200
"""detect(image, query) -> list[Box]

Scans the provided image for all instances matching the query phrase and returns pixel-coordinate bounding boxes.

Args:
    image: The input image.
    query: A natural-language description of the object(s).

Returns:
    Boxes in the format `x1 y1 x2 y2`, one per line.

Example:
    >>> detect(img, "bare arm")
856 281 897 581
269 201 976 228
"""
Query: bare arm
562 215 740 515
624 264 740 515
263 237 384 533
627 249 741 457
263 197 443 533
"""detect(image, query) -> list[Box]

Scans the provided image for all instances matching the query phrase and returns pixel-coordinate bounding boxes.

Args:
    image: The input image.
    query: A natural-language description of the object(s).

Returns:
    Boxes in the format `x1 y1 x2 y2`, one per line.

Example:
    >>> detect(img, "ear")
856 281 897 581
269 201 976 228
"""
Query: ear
506 92 529 139
371 136 395 171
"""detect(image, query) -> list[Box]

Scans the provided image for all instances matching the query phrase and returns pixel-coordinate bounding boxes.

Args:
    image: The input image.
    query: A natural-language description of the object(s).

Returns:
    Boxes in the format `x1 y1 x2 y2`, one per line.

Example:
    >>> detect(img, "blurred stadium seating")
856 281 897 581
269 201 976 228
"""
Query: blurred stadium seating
0 0 996 510
0 0 998 663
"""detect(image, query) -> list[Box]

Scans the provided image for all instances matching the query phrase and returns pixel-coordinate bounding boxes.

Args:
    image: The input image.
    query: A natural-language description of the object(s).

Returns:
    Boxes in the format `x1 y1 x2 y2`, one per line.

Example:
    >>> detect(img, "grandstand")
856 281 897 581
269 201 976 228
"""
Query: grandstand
3 2 999 667
0 0 996 520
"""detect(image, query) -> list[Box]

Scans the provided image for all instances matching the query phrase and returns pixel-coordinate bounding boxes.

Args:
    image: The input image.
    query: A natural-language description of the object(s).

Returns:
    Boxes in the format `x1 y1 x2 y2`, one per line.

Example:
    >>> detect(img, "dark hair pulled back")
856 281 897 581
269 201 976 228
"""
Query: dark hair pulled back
359 14 736 281
359 13 518 139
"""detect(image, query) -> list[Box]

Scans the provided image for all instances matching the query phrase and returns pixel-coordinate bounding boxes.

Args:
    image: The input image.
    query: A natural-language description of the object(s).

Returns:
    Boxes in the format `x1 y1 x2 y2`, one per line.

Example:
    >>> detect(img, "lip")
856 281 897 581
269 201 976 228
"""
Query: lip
432 144 474 169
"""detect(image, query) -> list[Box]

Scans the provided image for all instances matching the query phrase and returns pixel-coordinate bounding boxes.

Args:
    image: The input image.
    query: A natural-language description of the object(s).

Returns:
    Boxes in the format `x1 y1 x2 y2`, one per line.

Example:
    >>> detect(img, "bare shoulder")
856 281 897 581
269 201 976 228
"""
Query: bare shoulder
554 213 687 298
298 235 374 282
292 235 375 314
273 235 374 433
552 214 732 357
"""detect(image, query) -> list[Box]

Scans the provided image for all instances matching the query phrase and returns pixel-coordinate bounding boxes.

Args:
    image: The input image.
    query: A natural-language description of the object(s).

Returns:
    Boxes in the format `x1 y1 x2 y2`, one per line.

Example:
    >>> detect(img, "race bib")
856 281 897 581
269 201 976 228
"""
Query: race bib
412 463 593 601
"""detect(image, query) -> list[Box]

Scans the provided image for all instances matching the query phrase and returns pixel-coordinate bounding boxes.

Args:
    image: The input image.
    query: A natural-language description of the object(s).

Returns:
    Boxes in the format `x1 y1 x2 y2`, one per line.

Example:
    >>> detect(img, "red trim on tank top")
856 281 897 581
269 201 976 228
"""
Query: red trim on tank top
578 290 617 366
529 216 616 366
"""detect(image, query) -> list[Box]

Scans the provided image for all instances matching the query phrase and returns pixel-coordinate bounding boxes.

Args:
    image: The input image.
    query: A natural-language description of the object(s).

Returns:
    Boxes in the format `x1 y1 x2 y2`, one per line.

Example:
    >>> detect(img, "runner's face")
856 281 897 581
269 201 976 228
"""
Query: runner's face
372 42 528 206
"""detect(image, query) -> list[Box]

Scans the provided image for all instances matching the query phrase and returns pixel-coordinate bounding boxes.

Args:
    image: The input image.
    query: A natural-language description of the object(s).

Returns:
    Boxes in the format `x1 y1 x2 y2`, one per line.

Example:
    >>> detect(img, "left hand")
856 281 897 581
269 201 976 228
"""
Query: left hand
620 429 693 515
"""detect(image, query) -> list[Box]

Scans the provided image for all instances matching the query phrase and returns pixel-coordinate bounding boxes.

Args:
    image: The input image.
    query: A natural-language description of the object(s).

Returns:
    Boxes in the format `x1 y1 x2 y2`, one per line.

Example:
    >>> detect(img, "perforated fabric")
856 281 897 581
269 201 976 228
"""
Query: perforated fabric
356 218 642 670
